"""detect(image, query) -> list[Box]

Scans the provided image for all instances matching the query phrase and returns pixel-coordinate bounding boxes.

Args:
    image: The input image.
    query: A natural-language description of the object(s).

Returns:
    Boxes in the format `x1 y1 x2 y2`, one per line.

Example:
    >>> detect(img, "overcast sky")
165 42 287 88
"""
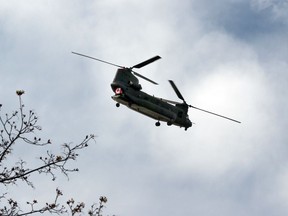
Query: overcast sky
1 0 288 215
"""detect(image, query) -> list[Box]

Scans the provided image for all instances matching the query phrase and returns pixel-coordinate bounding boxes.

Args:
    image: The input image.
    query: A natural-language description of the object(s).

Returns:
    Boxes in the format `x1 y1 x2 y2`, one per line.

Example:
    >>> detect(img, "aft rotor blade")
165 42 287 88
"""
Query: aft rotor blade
133 71 158 85
189 105 241 123
132 55 161 69
72 52 123 68
169 80 186 102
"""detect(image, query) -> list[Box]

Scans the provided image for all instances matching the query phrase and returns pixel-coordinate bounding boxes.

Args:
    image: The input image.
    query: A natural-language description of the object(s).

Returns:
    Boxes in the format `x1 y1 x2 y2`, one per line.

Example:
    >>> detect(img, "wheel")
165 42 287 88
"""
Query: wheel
116 103 120 107
155 121 160 127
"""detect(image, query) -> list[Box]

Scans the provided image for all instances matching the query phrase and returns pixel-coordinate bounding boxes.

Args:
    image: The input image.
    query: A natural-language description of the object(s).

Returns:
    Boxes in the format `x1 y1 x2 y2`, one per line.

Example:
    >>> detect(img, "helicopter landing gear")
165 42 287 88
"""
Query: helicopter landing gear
155 121 161 127
116 103 120 107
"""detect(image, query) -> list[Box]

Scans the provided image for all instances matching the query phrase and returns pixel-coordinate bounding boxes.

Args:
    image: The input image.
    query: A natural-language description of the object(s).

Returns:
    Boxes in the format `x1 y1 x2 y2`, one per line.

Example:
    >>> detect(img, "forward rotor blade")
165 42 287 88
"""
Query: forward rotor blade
133 71 158 85
132 55 161 69
72 52 123 68
168 80 186 102
189 105 241 123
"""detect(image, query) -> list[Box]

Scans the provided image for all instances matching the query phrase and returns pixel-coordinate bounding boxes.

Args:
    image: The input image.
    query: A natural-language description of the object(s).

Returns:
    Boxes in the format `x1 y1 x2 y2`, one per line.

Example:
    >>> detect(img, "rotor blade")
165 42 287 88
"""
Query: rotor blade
189 105 241 123
72 52 123 68
168 80 186 102
131 55 161 69
133 71 158 85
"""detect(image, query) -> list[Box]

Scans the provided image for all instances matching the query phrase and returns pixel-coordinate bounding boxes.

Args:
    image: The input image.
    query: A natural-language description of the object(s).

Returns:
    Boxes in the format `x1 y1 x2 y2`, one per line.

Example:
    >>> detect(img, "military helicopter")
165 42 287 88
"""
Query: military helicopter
72 52 241 130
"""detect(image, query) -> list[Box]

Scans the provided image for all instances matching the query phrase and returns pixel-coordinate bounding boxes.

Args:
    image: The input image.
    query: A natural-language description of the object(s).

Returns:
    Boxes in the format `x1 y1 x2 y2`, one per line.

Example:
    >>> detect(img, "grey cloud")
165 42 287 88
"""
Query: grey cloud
1 0 288 216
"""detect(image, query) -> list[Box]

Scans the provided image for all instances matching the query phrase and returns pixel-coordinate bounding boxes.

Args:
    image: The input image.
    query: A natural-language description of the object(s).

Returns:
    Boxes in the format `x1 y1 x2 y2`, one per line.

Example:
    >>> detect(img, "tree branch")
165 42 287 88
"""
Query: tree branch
0 91 107 216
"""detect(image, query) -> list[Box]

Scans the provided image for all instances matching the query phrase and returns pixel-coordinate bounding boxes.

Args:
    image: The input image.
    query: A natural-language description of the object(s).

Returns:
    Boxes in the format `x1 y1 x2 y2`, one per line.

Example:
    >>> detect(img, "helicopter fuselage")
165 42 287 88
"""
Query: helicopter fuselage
111 68 192 130
72 51 241 129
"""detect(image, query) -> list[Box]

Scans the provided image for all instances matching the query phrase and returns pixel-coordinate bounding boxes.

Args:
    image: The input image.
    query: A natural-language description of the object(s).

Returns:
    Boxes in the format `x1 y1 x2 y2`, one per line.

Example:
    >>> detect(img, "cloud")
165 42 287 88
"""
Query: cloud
1 0 288 215
251 0 288 20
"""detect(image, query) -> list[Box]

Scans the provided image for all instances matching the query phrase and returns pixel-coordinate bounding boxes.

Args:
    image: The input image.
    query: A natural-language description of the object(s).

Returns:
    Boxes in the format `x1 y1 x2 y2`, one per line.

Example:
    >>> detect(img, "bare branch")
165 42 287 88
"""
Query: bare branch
0 92 109 216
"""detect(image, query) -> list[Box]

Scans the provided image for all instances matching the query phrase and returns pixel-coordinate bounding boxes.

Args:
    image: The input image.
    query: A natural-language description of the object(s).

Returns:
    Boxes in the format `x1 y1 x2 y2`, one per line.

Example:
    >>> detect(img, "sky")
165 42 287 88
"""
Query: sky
0 0 288 215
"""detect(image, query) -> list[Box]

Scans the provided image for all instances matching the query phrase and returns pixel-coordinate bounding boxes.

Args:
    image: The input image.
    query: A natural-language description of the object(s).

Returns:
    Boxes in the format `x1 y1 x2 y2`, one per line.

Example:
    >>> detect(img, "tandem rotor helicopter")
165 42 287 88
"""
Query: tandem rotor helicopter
72 52 241 130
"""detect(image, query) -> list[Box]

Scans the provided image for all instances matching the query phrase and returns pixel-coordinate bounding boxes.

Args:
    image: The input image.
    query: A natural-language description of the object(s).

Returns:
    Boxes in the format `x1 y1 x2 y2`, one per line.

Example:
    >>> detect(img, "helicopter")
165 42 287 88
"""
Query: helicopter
72 52 241 130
